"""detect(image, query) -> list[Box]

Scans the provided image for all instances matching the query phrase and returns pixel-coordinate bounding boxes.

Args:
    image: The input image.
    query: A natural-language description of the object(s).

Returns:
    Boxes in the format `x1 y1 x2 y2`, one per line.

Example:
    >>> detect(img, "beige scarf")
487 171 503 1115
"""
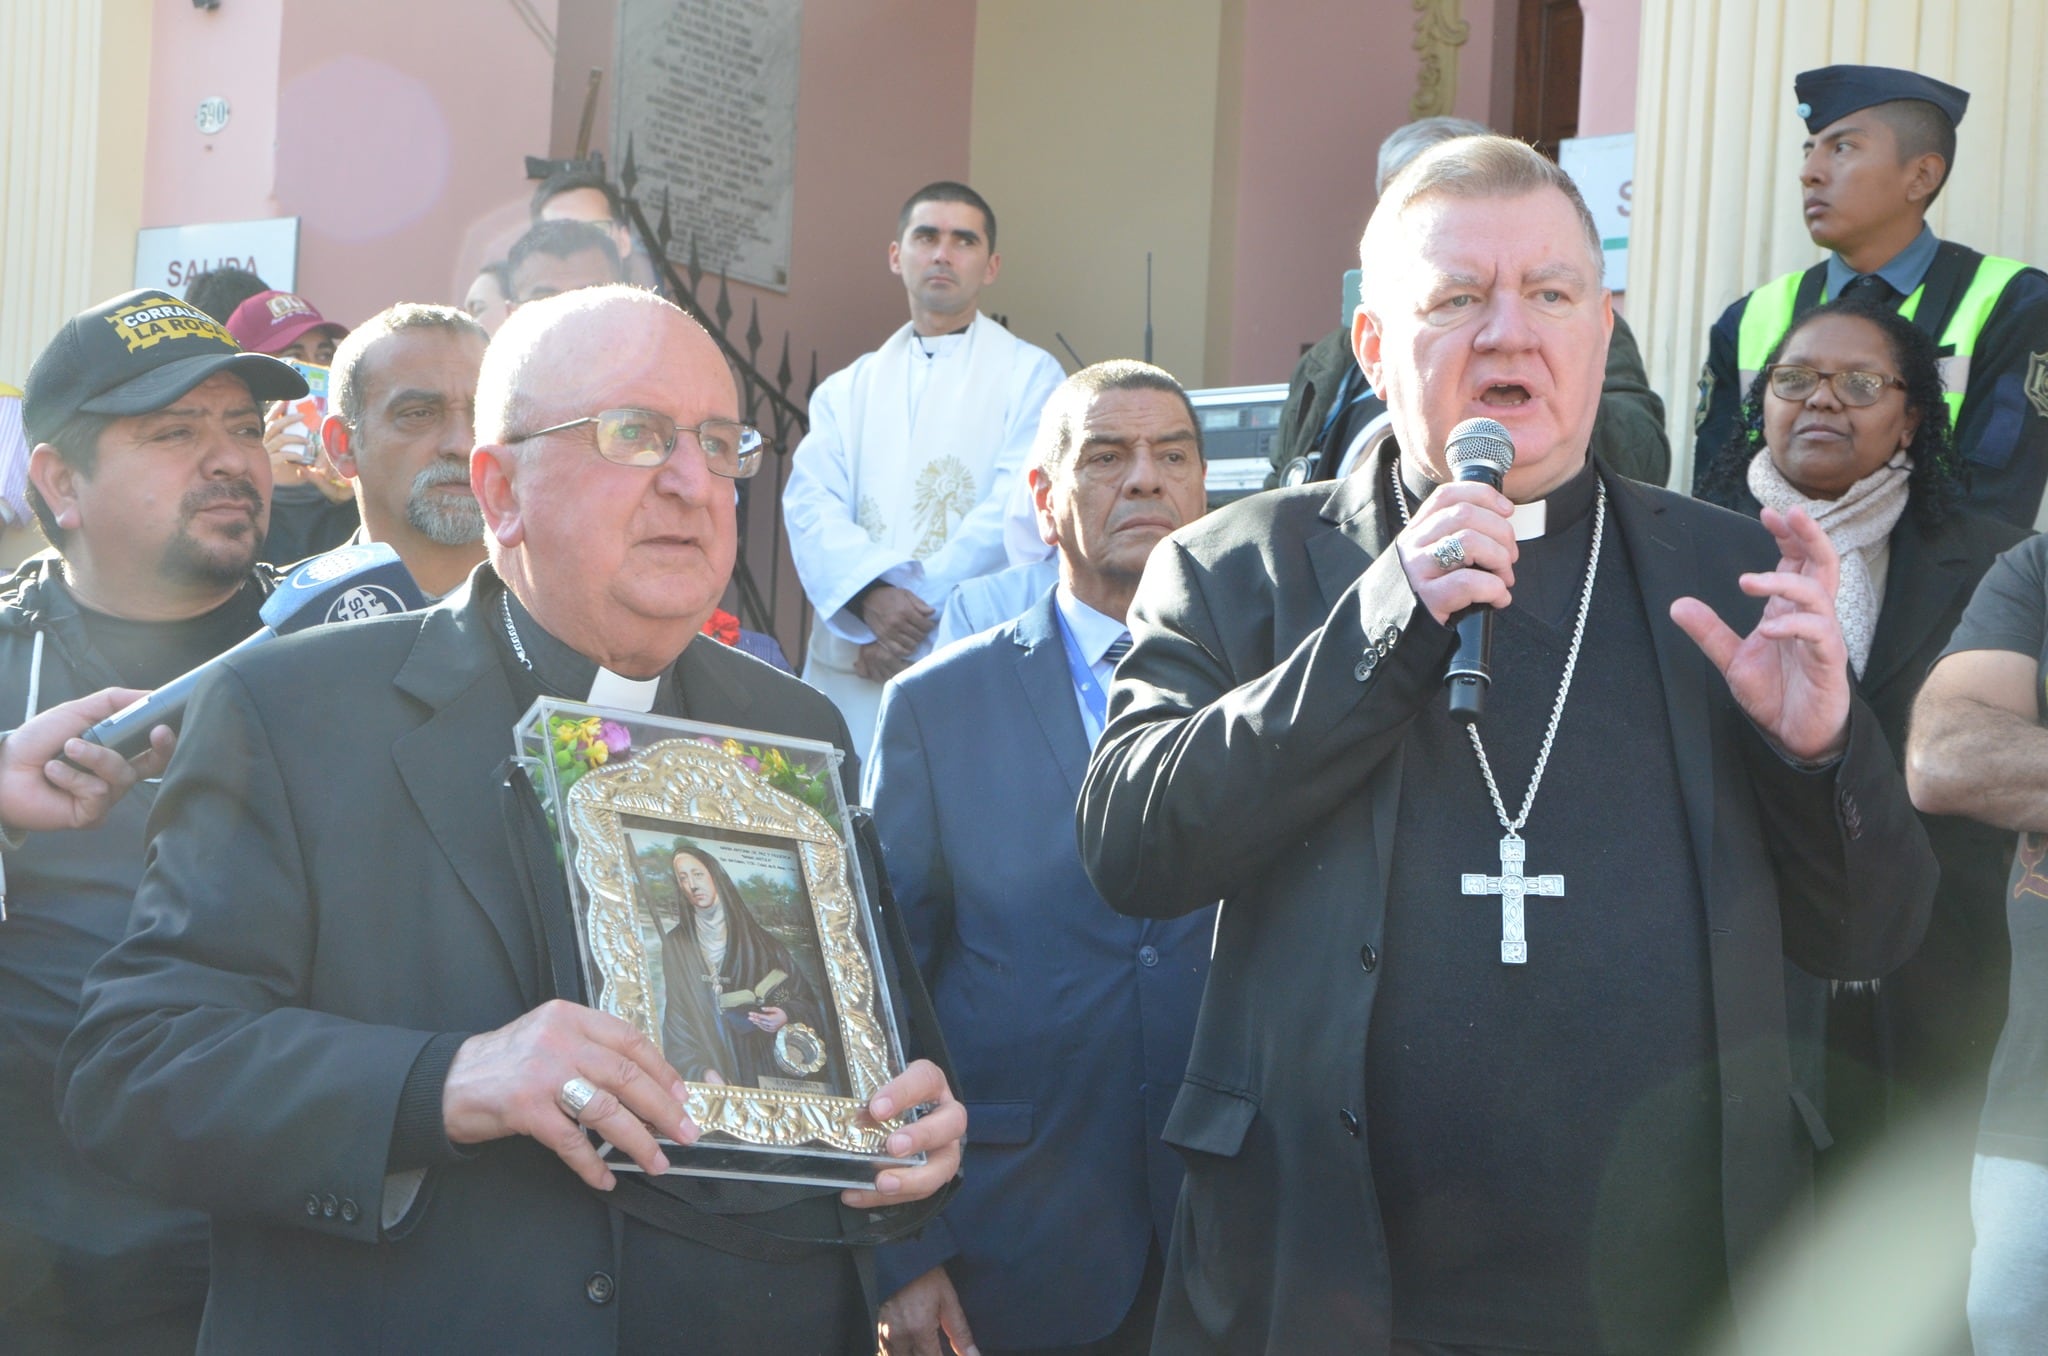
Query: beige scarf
1746 449 1912 677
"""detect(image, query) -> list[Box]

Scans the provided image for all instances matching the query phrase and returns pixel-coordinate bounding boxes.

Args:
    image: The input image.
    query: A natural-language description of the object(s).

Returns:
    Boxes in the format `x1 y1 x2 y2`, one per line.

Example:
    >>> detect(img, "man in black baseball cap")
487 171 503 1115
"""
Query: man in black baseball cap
1695 65 2048 529
25 289 306 437
0 289 301 1351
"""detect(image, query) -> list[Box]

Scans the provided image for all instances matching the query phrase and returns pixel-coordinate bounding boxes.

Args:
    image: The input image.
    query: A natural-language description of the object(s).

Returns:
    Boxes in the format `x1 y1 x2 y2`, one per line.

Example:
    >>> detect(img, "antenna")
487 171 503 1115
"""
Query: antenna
574 69 603 159
1054 332 1086 368
1143 251 1154 364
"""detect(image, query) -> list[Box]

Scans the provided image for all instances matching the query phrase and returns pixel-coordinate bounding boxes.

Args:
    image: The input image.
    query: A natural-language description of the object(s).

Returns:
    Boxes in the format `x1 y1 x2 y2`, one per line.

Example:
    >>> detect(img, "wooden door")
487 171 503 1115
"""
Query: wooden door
1512 0 1583 161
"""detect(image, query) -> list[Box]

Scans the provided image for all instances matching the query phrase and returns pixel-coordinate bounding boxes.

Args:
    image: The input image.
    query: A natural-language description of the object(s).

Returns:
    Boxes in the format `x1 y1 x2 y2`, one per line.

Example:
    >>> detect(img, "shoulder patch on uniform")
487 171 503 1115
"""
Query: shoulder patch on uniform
2026 351 2048 419
1694 364 1714 432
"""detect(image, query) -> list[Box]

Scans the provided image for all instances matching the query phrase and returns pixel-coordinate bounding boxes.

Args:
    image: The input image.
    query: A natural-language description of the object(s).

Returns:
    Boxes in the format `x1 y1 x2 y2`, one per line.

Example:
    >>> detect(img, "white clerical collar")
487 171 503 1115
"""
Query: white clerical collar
498 585 672 712
1509 500 1548 541
1396 461 1567 540
588 667 661 713
1054 584 1128 667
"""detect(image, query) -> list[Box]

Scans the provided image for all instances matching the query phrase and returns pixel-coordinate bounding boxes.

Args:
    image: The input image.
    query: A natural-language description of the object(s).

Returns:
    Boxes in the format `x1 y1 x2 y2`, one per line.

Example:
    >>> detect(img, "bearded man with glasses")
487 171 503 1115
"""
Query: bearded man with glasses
60 286 967 1353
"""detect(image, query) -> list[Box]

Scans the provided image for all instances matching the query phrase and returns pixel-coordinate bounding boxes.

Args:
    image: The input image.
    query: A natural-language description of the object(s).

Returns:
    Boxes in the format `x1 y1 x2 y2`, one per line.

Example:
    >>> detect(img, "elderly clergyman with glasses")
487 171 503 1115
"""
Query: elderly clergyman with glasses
60 286 967 1353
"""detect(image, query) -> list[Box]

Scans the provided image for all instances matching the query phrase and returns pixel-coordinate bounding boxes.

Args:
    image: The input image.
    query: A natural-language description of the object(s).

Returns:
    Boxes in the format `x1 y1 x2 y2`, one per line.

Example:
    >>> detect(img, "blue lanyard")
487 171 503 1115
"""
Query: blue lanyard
1317 365 1377 449
1054 607 1109 739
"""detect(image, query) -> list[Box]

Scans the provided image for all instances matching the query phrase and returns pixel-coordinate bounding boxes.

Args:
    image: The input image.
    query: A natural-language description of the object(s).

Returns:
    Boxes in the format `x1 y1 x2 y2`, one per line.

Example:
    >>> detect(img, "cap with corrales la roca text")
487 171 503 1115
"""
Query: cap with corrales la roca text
23 289 307 445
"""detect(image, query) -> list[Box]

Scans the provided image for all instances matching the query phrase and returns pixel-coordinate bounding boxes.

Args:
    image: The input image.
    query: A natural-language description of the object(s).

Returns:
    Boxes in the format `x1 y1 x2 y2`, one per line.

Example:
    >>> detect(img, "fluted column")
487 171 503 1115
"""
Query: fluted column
1631 1 2048 498
0 0 152 384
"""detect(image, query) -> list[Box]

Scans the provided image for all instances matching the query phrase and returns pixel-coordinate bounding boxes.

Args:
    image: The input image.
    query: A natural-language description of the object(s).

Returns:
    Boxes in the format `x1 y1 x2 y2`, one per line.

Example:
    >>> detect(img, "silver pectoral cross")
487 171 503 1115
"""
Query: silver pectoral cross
1460 834 1565 964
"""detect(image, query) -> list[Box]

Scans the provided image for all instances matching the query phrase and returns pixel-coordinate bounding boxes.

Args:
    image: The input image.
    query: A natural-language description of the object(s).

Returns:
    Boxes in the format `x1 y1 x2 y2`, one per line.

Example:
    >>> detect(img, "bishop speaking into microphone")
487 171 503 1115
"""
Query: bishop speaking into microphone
1074 133 1937 1355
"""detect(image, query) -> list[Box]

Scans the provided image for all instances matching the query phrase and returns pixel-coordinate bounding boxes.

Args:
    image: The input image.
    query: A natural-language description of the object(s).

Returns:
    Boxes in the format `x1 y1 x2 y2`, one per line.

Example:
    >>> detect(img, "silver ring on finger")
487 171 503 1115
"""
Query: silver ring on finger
1431 534 1468 571
558 1076 599 1121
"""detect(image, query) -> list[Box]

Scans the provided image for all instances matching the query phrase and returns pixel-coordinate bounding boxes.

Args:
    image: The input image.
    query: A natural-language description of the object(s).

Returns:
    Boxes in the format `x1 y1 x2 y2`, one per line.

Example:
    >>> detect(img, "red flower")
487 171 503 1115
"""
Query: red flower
702 608 741 647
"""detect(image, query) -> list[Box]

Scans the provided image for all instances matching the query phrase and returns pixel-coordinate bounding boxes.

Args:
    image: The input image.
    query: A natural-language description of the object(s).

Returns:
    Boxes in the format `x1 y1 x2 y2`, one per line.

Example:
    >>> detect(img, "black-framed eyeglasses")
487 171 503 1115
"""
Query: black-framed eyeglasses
1763 364 1907 408
505 408 764 479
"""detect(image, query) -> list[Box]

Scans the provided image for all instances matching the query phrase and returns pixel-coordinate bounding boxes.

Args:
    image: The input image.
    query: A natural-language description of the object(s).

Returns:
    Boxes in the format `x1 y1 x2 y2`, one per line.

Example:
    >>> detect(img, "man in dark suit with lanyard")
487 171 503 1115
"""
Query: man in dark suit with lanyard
1694 64 2048 526
59 286 966 1353
1078 134 1937 1354
868 361 1213 1356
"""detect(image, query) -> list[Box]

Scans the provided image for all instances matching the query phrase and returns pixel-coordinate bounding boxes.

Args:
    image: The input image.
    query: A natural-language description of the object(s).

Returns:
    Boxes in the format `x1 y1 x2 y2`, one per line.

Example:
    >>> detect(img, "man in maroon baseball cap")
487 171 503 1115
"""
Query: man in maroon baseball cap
2 288 303 1349
224 289 349 365
224 291 360 561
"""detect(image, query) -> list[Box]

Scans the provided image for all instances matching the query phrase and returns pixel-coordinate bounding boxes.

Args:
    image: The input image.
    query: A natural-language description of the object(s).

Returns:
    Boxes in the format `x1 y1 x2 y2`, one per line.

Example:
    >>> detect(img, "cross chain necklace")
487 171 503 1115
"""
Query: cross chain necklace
1390 457 1606 963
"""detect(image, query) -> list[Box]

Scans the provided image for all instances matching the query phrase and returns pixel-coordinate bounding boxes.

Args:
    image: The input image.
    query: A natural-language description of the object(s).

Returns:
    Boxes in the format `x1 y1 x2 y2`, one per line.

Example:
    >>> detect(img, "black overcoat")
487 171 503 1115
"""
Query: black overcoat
1078 452 1939 1354
59 574 893 1353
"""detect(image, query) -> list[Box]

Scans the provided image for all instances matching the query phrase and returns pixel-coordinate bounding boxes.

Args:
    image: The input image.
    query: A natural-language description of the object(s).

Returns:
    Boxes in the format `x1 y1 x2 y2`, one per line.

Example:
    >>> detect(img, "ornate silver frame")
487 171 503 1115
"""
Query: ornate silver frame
517 701 918 1184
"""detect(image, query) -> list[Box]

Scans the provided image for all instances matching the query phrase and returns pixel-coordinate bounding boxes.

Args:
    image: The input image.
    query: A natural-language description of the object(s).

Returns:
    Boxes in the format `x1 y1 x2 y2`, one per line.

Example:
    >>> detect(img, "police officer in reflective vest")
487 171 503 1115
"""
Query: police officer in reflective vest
1694 65 2048 528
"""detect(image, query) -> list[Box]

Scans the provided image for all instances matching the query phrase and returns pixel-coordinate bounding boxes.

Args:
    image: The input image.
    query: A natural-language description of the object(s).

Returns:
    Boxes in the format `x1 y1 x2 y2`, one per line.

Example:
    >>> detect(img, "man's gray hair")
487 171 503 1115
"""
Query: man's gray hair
328 304 486 429
475 285 702 450
1360 134 1605 301
1032 360 1203 480
1375 116 1490 196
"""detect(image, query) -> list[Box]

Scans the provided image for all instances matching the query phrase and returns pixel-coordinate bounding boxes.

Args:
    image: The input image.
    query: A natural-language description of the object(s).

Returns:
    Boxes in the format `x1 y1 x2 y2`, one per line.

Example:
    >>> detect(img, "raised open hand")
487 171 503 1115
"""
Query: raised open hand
1670 505 1851 763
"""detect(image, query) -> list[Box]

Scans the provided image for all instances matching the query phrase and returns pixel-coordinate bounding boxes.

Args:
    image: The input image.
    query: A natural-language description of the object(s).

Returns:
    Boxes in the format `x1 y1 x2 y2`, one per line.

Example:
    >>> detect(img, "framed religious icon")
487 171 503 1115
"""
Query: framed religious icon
515 698 923 1188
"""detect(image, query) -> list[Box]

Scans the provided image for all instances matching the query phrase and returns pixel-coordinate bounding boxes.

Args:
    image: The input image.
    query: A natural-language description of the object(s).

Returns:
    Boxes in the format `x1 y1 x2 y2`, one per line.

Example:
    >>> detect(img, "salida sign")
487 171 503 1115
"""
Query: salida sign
134 217 299 294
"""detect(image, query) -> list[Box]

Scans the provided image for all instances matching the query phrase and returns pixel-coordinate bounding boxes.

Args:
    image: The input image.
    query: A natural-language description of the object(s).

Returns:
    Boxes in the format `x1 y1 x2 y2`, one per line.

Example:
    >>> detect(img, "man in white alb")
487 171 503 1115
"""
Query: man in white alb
783 181 1064 754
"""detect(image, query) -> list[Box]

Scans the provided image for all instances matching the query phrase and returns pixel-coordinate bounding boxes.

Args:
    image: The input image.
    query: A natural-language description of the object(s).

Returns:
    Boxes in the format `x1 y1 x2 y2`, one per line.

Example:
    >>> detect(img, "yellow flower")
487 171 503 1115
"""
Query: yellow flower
585 741 609 766
556 717 600 747
721 739 745 757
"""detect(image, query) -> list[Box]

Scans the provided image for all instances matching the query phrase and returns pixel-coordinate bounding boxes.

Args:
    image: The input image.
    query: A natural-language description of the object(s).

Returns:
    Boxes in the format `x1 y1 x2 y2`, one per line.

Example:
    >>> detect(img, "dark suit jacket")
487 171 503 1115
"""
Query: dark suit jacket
57 576 887 1353
1844 508 2032 1108
1076 454 1938 1354
866 591 1210 1348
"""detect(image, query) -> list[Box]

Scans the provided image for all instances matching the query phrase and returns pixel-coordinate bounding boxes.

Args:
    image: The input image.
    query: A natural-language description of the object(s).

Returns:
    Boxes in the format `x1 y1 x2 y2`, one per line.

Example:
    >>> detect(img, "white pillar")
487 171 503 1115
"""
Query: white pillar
0 0 153 384
1631 0 2048 491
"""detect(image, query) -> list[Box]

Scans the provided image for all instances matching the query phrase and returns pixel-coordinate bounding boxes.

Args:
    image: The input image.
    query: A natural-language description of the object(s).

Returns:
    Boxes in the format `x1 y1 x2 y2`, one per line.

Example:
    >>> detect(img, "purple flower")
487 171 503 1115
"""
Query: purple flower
599 720 632 755
740 755 762 772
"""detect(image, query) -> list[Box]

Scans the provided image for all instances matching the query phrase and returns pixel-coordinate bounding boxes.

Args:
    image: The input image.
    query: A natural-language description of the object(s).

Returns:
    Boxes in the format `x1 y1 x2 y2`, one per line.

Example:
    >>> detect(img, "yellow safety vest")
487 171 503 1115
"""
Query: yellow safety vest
1735 253 2028 428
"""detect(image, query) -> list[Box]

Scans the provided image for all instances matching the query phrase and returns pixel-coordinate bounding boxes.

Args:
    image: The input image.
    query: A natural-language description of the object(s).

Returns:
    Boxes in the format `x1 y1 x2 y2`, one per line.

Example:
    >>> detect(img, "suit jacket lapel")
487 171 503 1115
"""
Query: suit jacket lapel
1862 513 1969 697
1306 461 1393 612
1013 591 1090 797
392 589 543 1004
1306 456 1405 898
1607 475 1721 907
674 633 758 727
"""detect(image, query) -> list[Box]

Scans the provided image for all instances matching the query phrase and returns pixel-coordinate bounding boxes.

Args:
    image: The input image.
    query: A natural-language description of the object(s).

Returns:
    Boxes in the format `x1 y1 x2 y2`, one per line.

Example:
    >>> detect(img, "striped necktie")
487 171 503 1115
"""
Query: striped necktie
1103 632 1132 666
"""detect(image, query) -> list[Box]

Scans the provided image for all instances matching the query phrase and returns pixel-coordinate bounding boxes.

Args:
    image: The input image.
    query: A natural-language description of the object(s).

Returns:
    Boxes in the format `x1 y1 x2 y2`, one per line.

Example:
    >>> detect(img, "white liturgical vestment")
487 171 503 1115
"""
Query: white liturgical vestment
784 311 1062 756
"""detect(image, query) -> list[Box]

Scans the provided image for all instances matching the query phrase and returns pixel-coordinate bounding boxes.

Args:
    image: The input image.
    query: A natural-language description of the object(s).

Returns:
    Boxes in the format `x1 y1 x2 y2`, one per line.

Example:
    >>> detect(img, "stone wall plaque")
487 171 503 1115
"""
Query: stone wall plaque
614 0 802 292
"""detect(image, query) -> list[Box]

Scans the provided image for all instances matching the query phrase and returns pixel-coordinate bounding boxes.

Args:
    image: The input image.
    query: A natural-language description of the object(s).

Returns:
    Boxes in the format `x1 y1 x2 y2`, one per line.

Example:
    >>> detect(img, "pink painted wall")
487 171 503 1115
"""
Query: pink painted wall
551 0 976 389
141 0 282 230
1222 0 1516 386
276 3 559 326
143 0 559 328
1578 0 1641 136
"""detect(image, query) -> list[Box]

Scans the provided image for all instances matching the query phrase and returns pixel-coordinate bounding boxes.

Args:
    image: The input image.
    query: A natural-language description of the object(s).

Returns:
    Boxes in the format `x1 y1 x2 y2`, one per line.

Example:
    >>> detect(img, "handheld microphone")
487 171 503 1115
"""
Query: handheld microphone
1443 418 1515 724
76 543 426 759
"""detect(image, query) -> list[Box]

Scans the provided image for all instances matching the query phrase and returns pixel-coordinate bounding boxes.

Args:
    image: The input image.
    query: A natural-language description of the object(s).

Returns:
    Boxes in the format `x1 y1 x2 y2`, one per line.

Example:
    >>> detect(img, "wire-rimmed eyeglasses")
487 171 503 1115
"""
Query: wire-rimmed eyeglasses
1763 365 1907 408
506 408 764 479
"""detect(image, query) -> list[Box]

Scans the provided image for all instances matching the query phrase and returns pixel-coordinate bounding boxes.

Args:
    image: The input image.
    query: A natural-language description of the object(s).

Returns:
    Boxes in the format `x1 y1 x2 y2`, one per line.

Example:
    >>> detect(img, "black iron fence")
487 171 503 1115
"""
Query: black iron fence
614 136 816 661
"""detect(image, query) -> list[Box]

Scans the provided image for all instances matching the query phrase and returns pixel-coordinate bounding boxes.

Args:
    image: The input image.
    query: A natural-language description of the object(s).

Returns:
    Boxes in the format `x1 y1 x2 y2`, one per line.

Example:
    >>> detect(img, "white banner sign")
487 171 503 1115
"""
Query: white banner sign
1558 133 1634 291
134 217 300 295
